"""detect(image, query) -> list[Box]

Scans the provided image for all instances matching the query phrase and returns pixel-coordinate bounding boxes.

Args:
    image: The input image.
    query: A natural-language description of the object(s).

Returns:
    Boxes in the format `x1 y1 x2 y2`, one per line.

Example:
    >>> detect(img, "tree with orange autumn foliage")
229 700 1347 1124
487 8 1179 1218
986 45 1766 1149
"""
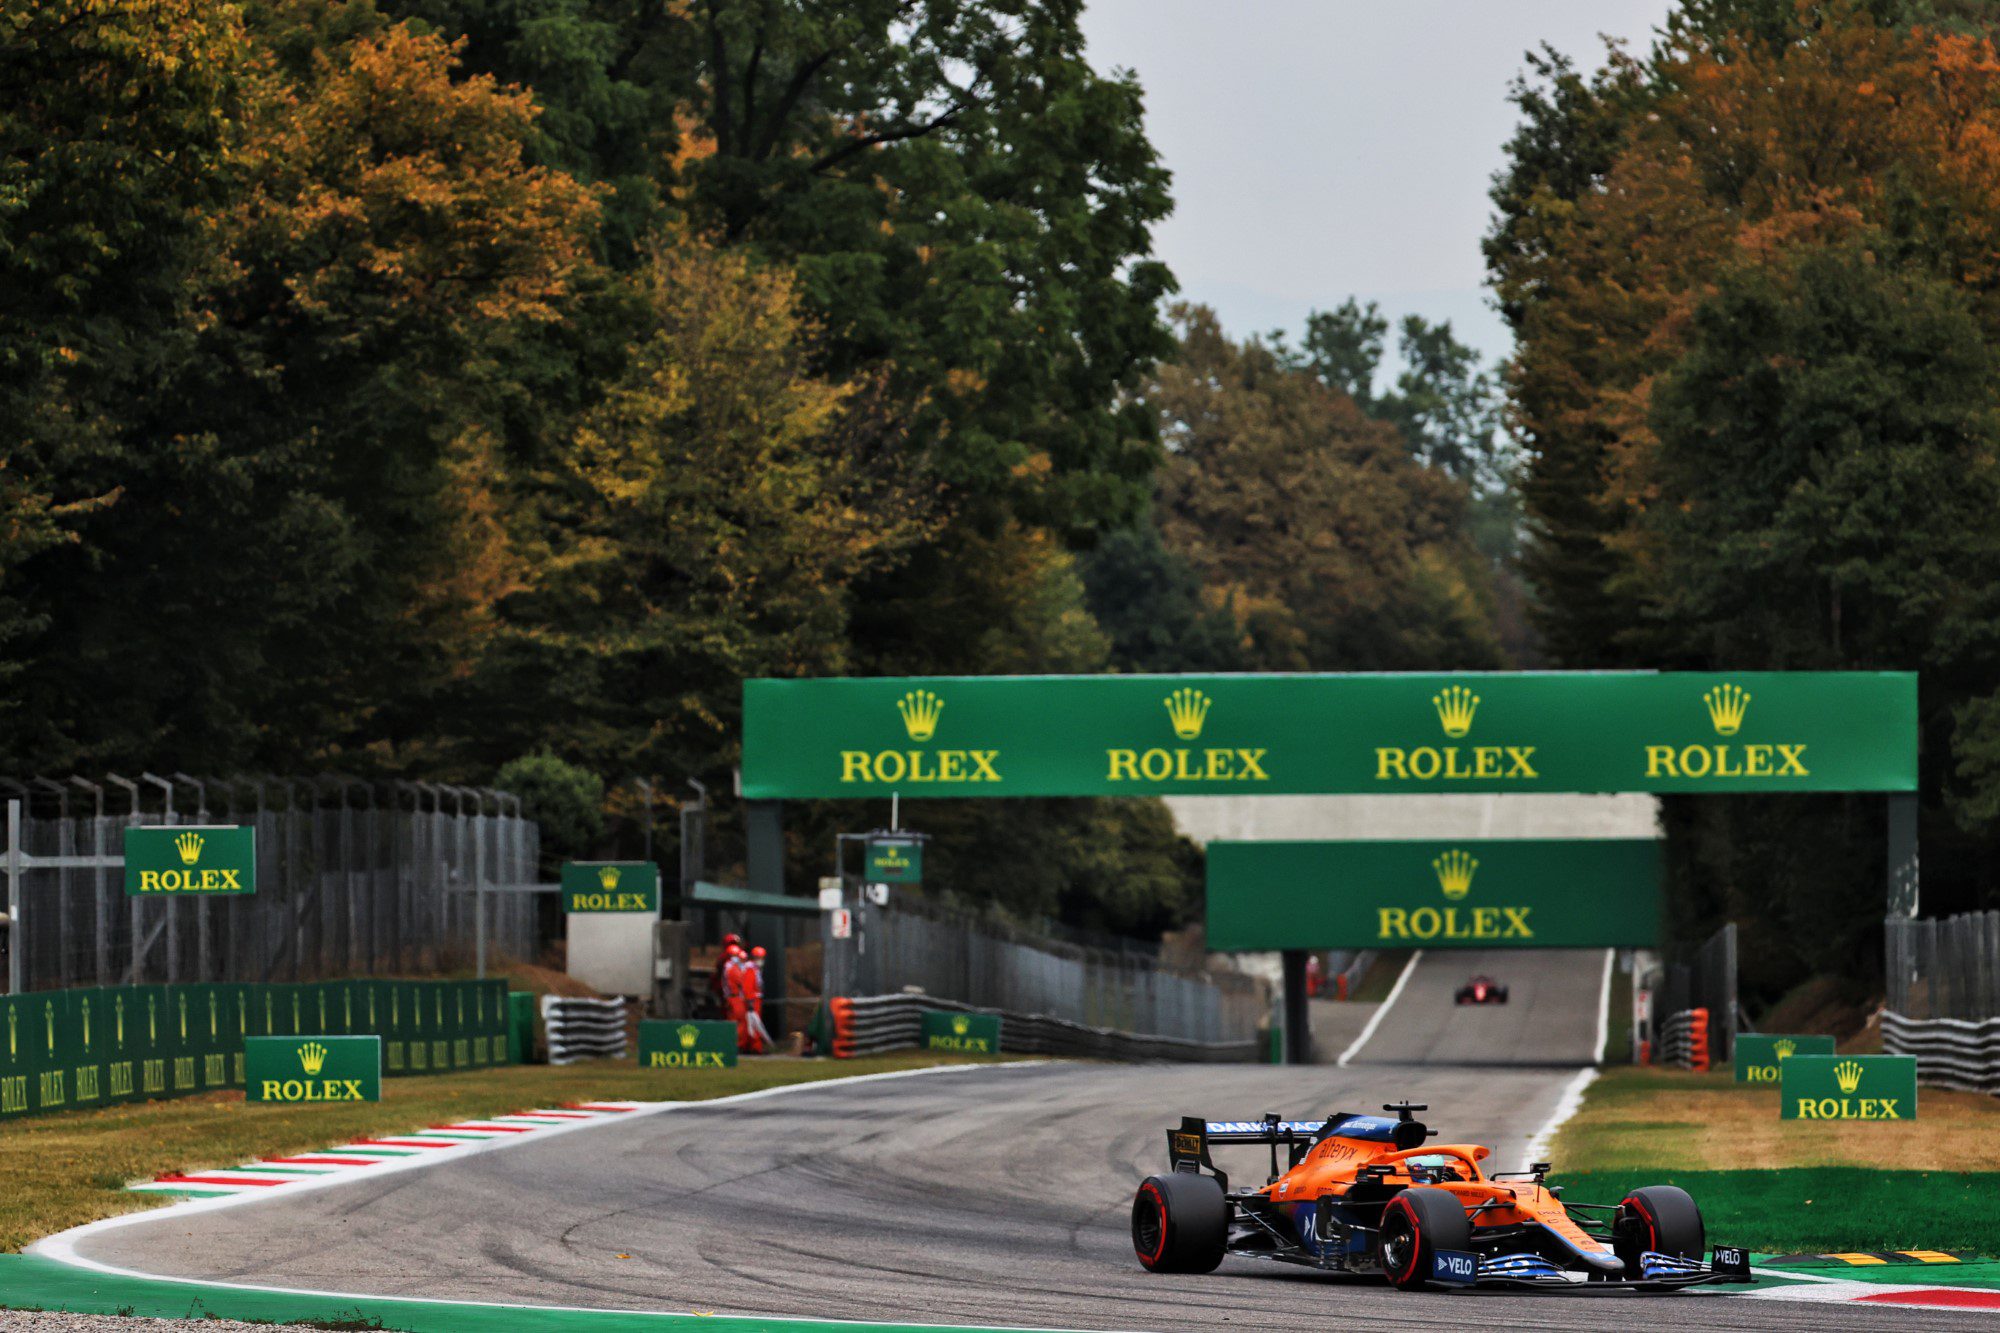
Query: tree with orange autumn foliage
1488 2 2000 994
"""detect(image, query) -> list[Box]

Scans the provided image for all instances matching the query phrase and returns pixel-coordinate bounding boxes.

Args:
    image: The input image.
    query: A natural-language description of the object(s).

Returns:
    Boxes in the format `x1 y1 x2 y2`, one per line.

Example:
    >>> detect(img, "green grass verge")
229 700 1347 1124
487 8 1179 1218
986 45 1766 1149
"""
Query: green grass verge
0 1053 997 1253
1549 1168 2000 1256
1548 1065 2000 1258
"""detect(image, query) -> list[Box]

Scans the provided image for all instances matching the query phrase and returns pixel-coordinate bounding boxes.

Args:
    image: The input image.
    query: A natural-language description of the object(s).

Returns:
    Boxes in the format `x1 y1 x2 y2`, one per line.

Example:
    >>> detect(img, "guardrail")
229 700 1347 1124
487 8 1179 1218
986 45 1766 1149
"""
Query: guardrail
1882 1010 2000 1094
1656 1007 1711 1071
0 978 512 1121
825 993 1262 1063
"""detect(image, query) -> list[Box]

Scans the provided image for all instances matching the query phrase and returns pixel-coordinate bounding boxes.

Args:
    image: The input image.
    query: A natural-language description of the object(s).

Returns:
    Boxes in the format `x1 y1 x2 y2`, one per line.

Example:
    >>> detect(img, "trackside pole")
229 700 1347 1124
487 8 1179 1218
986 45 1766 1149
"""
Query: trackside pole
1282 949 1311 1064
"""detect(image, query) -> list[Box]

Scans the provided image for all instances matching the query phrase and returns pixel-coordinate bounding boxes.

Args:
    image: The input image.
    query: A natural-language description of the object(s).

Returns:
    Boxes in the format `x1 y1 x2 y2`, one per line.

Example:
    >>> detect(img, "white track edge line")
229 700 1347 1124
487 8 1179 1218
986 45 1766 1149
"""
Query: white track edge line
1523 1065 1598 1165
1592 947 1614 1066
1336 948 1422 1067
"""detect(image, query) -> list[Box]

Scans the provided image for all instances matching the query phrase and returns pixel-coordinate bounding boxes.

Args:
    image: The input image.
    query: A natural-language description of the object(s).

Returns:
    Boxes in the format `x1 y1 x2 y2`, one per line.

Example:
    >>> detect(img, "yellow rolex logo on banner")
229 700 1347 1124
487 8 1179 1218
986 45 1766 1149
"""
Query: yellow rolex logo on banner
1433 686 1479 738
1835 1060 1863 1095
677 1024 699 1049
1377 682 1536 783
598 865 621 890
897 689 944 742
1108 687 1268 784
1705 683 1751 735
1645 682 1807 780
175 831 204 865
842 688 1000 785
299 1042 328 1076
1774 1038 1796 1059
1432 849 1477 900
1164 687 1211 740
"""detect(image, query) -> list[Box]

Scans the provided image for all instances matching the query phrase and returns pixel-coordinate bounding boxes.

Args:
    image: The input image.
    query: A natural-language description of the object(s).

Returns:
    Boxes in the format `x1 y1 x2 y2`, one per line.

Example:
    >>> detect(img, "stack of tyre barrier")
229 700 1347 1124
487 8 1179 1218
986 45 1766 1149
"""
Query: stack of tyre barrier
1657 1007 1711 1071
1883 1012 2000 1094
826 993 1259 1062
540 995 630 1064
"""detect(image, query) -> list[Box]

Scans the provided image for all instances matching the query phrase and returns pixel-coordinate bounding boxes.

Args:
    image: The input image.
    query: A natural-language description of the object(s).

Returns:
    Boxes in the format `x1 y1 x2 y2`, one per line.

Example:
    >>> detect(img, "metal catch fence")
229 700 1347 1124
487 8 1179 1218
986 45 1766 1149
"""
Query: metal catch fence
1886 913 2000 1021
825 893 1266 1046
2 777 539 991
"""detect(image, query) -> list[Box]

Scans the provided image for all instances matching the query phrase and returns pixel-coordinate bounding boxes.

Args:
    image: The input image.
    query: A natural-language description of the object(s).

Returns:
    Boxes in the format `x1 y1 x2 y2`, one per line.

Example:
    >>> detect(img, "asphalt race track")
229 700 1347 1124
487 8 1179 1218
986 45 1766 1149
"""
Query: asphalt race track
70 1061 1982 1332
1341 948 1610 1066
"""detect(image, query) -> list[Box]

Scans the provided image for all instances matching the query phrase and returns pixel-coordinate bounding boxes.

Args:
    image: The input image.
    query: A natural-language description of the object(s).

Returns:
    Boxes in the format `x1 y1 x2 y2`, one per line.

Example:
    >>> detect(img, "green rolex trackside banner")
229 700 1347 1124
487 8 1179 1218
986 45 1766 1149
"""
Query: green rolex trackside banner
921 1010 1000 1054
561 862 660 914
865 838 923 884
124 825 256 896
1205 838 1661 951
638 1019 737 1068
740 672 1916 799
1780 1054 1917 1121
244 1035 381 1103
1735 1033 1836 1085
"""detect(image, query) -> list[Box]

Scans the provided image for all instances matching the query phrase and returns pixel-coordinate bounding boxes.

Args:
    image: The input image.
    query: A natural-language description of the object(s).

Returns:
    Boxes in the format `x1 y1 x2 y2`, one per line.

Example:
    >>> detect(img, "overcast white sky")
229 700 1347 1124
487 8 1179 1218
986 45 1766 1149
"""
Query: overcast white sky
1078 0 1676 378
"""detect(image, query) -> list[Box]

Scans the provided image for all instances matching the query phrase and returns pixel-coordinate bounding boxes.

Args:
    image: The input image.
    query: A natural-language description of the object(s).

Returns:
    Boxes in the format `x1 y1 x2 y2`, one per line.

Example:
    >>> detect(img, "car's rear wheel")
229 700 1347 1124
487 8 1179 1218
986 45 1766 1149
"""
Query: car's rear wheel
1615 1185 1705 1281
1376 1187 1472 1290
1132 1173 1227 1274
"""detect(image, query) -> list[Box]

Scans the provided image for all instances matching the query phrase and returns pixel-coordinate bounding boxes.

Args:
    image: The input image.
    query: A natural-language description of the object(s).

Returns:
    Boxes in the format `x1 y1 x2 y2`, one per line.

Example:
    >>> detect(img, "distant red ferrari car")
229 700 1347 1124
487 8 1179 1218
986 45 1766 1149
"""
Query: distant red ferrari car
1454 976 1508 1005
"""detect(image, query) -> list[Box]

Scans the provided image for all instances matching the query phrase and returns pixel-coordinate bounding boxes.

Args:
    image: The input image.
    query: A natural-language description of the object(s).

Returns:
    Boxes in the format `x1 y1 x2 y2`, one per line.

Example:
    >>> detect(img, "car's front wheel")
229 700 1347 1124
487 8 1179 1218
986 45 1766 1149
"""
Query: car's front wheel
1614 1185 1705 1282
1132 1173 1227 1274
1377 1187 1473 1290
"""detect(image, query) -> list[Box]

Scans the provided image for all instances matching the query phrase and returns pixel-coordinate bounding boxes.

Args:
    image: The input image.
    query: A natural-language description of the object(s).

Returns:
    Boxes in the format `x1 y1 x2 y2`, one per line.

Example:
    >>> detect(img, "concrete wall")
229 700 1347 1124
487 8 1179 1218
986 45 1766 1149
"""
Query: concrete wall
1163 792 1660 846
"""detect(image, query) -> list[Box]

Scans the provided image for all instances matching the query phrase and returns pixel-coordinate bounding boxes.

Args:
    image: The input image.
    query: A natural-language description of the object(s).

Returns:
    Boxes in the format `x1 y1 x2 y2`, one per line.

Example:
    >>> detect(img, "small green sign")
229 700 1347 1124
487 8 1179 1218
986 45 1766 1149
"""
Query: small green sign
637 1019 737 1069
244 1035 381 1103
124 826 256 896
1780 1054 1917 1121
1735 1033 1836 1085
920 1009 1000 1054
561 862 660 914
866 838 923 884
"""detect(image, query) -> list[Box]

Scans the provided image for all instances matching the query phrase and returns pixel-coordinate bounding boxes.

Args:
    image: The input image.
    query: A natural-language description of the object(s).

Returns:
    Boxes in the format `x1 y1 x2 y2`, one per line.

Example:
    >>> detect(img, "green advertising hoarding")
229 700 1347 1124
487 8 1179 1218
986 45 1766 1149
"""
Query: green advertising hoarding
124 825 256 896
561 861 660 914
741 672 1916 798
1780 1054 1917 1121
1735 1033 1836 1085
245 1035 382 1103
1205 838 1661 951
865 838 923 884
637 1019 738 1069
921 1010 1000 1054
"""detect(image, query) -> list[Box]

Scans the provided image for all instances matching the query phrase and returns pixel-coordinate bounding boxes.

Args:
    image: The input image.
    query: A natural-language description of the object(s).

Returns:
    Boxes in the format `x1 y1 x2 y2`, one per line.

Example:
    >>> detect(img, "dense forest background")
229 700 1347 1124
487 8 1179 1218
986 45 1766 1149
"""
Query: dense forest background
9 0 2000 1003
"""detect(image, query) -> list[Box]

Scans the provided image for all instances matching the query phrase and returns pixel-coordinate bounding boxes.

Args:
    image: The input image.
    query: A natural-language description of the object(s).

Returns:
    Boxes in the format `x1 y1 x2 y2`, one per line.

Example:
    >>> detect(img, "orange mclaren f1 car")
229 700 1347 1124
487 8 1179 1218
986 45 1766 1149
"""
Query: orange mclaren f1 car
1130 1103 1752 1291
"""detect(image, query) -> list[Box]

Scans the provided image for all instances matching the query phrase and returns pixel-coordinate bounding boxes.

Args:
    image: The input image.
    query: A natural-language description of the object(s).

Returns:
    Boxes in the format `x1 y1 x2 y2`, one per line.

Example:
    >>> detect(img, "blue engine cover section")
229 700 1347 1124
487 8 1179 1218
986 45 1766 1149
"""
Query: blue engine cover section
1431 1250 1479 1285
1318 1114 1402 1142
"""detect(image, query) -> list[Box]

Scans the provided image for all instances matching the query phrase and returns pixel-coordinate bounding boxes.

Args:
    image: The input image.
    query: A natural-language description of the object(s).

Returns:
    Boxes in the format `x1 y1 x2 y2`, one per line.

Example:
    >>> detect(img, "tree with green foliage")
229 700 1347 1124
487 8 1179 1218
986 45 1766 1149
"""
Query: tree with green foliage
1149 305 1501 673
496 751 605 864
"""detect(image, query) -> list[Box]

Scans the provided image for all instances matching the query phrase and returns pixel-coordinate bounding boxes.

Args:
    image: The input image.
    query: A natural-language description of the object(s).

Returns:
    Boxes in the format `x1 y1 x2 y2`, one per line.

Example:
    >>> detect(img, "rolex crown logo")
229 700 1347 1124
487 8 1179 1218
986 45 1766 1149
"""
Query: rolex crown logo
1163 687 1212 740
299 1041 329 1076
1432 685 1480 738
174 830 204 865
1834 1059 1863 1095
1432 849 1478 900
598 865 621 891
677 1023 699 1050
1704 682 1751 736
951 1014 970 1036
1773 1038 1796 1060
897 689 944 742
